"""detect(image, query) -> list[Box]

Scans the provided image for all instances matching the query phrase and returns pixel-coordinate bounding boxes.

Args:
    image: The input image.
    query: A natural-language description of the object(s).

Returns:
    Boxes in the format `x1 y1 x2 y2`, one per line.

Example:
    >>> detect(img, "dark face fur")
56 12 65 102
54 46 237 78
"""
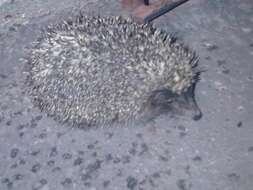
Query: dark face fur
149 84 202 121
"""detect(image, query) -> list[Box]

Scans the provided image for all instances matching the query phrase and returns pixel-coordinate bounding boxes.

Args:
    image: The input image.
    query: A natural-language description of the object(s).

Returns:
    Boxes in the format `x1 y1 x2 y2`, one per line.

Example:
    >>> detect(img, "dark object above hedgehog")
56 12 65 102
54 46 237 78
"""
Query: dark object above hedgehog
24 15 202 127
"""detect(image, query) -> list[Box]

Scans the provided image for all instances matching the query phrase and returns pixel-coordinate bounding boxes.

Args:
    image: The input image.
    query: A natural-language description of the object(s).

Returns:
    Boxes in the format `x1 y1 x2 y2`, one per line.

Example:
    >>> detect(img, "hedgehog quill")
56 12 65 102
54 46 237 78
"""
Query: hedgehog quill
24 15 202 127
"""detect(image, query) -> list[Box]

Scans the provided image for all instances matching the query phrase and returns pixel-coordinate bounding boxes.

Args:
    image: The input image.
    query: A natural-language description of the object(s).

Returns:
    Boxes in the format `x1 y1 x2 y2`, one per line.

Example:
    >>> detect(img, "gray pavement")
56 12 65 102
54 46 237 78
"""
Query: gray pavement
0 0 253 190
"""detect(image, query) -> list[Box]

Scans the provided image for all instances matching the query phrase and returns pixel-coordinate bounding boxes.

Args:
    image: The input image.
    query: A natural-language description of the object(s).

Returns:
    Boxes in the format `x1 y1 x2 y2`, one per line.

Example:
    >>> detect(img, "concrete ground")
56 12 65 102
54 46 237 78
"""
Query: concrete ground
0 0 253 190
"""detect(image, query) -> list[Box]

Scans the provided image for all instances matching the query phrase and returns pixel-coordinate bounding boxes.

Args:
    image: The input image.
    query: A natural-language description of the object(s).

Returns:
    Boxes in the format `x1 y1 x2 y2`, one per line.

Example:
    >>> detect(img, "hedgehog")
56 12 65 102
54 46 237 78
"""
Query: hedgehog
24 15 202 127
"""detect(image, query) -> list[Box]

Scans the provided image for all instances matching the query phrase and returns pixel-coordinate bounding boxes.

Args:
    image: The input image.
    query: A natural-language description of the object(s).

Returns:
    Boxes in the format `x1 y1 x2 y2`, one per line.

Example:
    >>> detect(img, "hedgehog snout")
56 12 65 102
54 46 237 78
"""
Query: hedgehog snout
192 106 202 121
181 87 202 121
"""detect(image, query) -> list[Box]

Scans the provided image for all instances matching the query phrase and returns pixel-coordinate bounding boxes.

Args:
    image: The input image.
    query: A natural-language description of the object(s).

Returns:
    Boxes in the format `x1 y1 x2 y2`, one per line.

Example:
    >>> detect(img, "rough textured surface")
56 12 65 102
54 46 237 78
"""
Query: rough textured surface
25 15 198 126
0 0 253 190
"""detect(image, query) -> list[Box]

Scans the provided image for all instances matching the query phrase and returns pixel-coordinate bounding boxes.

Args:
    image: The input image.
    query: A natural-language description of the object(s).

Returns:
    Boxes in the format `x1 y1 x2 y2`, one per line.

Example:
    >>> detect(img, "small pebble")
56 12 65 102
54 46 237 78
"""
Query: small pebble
103 180 110 188
73 157 83 166
204 42 218 51
126 176 138 190
62 153 72 160
14 174 24 180
237 121 242 128
50 147 57 157
248 146 253 152
31 163 41 173
61 178 72 186
192 155 202 161
10 148 19 158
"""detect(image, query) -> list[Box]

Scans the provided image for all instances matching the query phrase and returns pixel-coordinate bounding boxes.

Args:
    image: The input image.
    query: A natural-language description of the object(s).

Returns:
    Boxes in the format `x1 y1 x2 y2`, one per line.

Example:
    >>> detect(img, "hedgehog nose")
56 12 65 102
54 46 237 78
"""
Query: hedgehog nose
192 109 202 121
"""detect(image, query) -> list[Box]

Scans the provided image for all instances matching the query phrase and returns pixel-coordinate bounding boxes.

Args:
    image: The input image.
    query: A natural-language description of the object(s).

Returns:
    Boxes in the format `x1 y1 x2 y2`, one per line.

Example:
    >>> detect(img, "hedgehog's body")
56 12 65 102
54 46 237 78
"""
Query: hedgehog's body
25 15 201 126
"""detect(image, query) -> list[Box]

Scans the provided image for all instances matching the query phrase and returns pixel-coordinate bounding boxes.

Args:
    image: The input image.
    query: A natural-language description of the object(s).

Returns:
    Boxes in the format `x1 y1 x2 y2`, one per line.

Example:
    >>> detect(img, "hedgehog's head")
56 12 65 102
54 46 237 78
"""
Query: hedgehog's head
150 82 202 121
150 46 202 120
